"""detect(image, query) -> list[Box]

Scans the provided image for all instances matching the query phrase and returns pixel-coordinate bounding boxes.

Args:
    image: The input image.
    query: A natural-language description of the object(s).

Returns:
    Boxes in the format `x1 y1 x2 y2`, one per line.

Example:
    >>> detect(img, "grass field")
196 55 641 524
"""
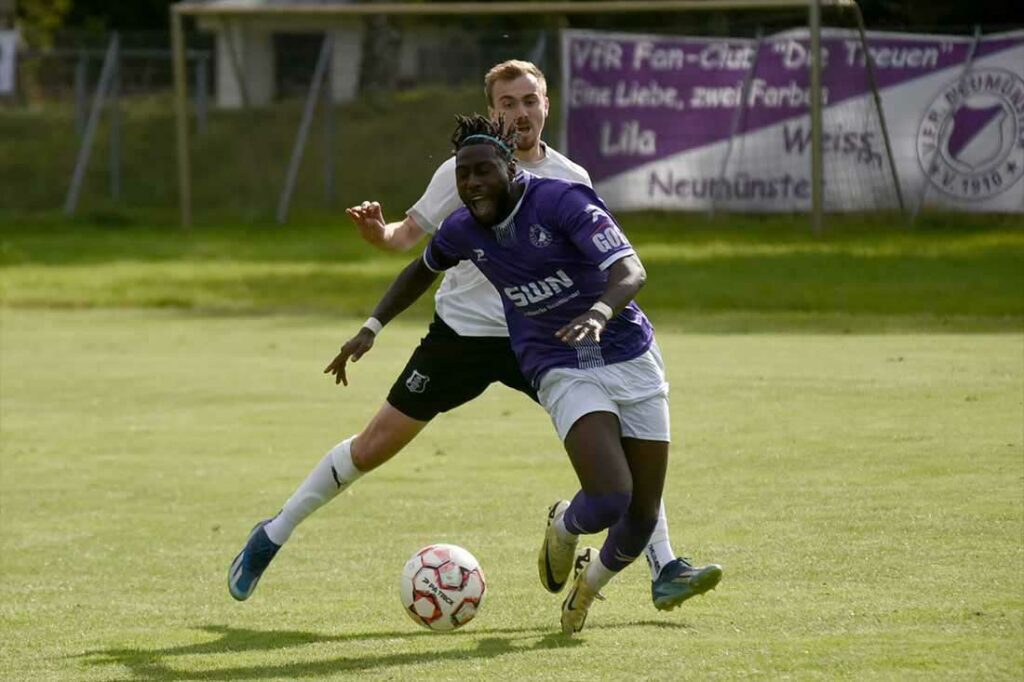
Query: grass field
1 217 1022 679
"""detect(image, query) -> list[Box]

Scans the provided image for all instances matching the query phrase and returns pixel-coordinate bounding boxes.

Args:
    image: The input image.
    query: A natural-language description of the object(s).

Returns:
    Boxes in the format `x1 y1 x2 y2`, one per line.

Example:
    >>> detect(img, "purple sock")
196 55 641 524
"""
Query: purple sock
562 490 631 534
600 513 659 572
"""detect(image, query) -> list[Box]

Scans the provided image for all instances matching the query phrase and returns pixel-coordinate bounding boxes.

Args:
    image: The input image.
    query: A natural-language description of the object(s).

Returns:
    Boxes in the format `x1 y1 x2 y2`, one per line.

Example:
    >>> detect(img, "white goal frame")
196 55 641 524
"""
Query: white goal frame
170 0 876 229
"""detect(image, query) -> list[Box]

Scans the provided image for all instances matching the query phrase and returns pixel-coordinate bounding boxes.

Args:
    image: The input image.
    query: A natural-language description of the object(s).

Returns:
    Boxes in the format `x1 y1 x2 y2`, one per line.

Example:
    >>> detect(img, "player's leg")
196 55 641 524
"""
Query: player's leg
257 340 451 548
536 368 629 593
508 343 681 590
600 437 666 581
632 438 723 611
617 343 723 610
556 410 637 634
228 402 429 602
262 403 428 545
644 501 677 582
350 403 427 472
559 437 670 631
229 317 498 600
557 343 711 632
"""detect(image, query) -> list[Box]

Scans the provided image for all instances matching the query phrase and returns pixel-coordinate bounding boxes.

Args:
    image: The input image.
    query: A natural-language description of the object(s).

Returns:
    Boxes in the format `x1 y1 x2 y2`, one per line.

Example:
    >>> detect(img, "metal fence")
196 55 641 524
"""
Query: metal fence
1 21 1017 223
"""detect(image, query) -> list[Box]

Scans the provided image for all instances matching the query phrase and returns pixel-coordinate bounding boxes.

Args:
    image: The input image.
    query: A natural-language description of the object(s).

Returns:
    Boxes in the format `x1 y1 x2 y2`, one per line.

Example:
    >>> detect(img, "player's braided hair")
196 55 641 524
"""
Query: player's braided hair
451 114 516 163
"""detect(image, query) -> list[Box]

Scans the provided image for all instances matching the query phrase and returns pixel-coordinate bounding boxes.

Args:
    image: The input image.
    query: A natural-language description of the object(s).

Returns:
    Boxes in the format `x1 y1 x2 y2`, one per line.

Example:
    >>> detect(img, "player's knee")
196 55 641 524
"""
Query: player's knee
588 491 633 529
350 436 378 471
350 431 398 471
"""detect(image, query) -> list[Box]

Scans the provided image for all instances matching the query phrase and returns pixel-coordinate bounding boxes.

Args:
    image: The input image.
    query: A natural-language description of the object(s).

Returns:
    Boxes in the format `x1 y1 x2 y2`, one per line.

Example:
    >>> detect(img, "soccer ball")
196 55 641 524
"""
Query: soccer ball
399 543 486 631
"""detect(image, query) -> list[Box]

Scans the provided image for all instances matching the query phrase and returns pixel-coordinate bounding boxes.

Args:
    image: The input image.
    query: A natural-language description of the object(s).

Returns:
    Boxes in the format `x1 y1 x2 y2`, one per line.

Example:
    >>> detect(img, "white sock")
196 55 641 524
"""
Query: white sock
554 513 578 542
263 437 363 545
584 553 618 592
643 500 676 579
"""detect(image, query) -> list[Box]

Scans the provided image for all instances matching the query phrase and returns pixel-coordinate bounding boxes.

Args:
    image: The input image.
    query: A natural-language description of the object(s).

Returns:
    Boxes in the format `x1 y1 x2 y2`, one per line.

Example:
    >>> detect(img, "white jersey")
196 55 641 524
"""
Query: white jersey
407 144 592 337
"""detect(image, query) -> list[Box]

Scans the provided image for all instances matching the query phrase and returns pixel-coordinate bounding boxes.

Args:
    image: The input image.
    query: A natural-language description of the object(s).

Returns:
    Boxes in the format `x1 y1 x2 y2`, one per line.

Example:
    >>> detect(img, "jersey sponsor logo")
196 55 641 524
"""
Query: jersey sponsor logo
583 203 627 253
591 224 627 253
583 203 613 224
916 68 1024 201
405 369 430 393
529 224 553 248
503 269 575 308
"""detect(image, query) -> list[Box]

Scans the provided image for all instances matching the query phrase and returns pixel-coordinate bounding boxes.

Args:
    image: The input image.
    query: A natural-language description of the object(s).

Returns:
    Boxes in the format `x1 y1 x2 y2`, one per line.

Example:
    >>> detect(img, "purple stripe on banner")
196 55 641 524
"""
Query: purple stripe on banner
947 105 1004 160
563 28 1024 184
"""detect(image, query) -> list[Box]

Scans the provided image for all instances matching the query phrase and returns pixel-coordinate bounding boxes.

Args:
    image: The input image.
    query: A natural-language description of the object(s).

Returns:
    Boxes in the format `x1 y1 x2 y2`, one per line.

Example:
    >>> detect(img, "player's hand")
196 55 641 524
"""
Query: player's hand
555 310 608 345
323 328 376 386
345 201 387 246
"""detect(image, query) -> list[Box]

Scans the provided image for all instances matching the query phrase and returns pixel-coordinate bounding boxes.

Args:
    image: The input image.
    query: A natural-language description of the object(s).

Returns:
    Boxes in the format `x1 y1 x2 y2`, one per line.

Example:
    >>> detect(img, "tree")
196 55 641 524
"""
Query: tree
16 0 72 47
65 0 169 32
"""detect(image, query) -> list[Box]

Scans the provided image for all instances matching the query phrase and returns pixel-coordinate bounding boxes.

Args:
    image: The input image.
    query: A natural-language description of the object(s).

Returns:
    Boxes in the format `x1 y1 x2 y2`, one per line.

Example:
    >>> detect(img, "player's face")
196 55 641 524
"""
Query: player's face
488 74 549 157
455 144 514 226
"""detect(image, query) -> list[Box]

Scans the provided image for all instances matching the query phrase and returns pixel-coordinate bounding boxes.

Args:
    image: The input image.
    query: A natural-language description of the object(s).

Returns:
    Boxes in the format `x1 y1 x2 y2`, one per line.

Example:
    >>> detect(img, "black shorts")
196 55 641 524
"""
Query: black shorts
386 315 538 422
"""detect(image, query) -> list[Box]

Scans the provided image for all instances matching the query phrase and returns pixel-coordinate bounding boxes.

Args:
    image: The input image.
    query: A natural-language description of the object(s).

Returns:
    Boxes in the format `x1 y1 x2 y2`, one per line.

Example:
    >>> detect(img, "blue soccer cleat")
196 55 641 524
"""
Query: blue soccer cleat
651 557 723 611
228 518 281 601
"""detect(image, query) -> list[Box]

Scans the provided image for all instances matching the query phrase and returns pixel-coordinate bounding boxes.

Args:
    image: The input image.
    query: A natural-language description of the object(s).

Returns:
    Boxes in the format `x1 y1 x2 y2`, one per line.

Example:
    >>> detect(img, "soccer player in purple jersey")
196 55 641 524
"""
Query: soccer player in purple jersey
325 115 722 635
228 61 702 611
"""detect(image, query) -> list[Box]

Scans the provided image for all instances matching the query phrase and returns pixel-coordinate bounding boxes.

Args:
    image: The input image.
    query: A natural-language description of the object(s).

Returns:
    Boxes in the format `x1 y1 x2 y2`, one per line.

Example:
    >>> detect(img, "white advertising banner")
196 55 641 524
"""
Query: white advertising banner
0 30 17 95
561 28 1024 213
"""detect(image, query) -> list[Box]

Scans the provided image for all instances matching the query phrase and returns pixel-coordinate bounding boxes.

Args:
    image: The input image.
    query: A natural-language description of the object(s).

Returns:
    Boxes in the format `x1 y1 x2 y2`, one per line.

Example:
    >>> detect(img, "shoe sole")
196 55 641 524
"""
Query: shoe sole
652 564 723 611
538 500 570 593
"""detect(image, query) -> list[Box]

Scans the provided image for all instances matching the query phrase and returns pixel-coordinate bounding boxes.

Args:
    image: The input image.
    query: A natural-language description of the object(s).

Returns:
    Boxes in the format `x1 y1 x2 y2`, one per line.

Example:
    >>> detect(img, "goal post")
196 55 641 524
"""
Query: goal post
170 0 879 228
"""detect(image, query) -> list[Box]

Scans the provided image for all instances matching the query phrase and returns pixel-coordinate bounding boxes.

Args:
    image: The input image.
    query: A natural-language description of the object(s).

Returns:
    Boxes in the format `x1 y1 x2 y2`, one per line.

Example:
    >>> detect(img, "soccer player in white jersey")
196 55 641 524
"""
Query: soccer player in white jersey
229 61 710 610
325 115 721 634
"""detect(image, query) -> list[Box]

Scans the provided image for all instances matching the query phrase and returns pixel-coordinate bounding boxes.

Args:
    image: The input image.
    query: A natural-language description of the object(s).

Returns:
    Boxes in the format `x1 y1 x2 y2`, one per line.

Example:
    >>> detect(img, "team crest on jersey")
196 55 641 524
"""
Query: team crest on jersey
405 370 430 393
529 224 553 248
916 68 1024 201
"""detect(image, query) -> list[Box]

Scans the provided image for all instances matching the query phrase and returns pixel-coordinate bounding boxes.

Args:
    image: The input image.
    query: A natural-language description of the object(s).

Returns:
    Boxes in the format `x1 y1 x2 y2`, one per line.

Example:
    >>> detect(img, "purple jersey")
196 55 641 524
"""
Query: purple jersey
423 173 654 386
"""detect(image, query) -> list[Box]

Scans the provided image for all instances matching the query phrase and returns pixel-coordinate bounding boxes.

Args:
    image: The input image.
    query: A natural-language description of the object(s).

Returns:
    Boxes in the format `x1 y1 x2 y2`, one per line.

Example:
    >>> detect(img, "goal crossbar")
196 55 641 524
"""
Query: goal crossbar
170 0 865 228
173 1 854 20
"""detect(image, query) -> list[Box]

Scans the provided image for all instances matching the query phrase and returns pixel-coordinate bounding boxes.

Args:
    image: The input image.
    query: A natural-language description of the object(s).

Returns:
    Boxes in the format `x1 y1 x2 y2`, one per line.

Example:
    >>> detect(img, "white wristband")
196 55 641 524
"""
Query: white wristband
362 317 384 336
589 301 613 320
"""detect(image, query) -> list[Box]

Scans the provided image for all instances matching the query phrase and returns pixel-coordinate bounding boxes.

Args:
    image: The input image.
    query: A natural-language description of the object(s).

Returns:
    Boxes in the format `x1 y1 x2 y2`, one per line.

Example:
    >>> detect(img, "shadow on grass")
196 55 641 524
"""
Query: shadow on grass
76 620 686 679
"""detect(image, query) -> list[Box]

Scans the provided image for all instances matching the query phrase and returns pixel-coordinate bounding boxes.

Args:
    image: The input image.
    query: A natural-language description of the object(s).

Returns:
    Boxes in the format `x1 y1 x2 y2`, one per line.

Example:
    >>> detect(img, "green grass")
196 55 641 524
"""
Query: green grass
1 309 1021 679
1 205 1022 677
3 213 1023 332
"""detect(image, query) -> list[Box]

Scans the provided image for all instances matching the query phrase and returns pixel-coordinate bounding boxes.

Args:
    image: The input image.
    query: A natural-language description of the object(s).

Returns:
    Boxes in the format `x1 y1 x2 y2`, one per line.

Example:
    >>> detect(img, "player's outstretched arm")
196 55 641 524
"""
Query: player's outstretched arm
324 255 439 385
556 255 647 345
345 201 426 252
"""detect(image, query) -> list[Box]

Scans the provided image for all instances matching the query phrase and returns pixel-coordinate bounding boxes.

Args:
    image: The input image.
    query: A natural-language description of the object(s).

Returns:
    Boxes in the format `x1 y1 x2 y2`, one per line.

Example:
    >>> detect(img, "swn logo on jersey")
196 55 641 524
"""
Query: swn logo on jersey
405 370 430 393
504 269 574 308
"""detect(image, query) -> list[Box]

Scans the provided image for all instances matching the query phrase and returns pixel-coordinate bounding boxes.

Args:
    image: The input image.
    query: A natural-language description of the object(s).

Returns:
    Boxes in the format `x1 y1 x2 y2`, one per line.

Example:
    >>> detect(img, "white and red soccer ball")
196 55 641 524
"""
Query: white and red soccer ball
399 543 486 631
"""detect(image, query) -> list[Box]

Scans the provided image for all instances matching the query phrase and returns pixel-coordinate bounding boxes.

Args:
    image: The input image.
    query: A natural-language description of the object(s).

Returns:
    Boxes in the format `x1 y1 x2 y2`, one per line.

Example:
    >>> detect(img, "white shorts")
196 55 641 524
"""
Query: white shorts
537 342 670 443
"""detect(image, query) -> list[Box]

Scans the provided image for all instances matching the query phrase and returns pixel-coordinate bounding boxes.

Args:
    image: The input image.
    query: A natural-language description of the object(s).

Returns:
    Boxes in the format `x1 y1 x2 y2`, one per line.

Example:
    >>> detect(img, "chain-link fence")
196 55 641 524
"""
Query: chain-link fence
2 15 1020 222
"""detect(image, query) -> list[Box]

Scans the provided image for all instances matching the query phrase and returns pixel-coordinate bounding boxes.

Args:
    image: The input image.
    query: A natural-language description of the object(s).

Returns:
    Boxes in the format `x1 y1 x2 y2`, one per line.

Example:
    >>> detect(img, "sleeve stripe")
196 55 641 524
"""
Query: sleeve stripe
406 208 437 235
598 249 635 271
422 250 445 273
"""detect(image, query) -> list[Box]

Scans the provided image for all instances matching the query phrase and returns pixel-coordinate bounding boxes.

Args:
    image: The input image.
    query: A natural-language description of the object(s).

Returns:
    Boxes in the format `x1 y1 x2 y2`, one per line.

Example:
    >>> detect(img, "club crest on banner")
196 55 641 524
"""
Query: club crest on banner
529 224 553 248
916 68 1024 201
405 370 430 393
